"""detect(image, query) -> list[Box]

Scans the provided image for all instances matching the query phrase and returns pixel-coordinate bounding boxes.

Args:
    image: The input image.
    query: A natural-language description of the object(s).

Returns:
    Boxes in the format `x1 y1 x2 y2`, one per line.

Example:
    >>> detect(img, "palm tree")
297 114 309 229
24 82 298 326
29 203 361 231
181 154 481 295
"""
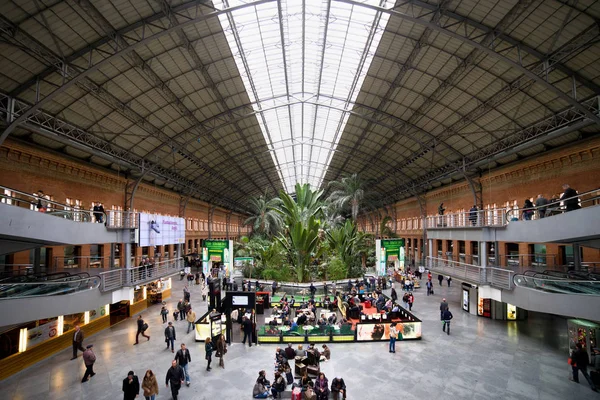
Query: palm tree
380 215 397 238
327 173 371 221
243 194 283 237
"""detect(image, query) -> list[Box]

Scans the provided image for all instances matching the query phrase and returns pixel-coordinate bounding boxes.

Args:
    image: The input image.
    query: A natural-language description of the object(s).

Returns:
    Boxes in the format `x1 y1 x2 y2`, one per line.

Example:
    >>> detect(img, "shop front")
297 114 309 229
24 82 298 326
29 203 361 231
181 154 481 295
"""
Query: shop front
376 239 405 276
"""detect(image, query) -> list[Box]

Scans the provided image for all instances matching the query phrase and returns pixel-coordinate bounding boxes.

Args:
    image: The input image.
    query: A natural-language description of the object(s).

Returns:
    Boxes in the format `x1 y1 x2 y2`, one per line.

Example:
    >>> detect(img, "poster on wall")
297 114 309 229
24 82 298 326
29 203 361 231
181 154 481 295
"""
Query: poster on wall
27 319 59 349
507 304 517 320
89 306 107 322
356 322 422 341
462 289 470 312
478 297 491 318
138 213 185 247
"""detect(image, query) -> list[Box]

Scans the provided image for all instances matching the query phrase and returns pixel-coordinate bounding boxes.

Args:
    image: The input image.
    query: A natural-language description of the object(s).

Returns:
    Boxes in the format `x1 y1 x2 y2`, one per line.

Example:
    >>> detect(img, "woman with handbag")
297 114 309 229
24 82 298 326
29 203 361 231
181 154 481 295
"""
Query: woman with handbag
205 337 214 371
216 334 227 368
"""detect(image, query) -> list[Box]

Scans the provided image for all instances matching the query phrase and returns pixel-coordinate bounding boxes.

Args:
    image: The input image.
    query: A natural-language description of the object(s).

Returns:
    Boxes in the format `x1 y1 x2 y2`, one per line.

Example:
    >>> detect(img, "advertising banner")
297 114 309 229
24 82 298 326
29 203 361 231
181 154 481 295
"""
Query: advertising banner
27 319 59 349
138 213 185 247
377 239 406 275
356 321 422 341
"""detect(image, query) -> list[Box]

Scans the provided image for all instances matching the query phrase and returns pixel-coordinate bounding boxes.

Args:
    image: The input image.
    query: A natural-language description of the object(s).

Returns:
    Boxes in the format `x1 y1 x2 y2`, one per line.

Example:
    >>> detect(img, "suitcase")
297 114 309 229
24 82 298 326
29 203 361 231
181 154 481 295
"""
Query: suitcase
291 387 302 400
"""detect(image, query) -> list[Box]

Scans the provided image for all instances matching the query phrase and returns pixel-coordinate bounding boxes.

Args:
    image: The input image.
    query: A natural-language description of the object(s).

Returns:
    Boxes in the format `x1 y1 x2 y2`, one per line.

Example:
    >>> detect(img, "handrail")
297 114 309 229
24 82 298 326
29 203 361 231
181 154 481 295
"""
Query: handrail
0 275 100 299
426 256 514 290
0 185 107 223
513 274 600 296
505 187 600 222
99 258 183 292
426 207 509 229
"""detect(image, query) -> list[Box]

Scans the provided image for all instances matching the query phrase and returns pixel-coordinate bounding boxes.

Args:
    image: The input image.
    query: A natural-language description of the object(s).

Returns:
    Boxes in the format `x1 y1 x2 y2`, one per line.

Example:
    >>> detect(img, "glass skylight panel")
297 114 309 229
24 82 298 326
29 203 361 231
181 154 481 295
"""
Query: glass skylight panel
214 0 391 193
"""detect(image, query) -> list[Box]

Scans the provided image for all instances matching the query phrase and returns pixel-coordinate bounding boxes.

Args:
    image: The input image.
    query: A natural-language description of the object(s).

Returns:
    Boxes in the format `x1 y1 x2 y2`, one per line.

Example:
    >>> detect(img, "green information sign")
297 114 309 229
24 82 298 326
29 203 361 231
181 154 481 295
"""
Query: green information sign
381 239 404 260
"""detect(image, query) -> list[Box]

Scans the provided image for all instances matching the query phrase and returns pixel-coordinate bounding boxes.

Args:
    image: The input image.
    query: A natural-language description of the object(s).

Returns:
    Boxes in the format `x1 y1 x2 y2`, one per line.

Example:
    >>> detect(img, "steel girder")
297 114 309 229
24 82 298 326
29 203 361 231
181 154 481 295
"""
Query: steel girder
0 92 248 212
0 0 275 146
381 95 599 201
77 0 266 197
338 0 600 126
0 13 250 201
154 0 280 195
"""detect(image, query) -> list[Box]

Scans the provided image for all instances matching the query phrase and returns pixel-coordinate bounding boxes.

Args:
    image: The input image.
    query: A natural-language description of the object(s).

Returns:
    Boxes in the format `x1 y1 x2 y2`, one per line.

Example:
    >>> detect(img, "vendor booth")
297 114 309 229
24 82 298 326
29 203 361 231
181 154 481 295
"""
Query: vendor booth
376 239 405 275
194 310 225 343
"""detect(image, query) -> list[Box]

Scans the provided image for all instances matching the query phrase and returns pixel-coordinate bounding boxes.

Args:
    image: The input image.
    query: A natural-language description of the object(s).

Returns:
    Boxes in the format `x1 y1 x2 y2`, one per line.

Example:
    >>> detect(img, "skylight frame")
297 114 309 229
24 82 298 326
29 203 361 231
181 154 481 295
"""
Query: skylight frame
214 0 392 193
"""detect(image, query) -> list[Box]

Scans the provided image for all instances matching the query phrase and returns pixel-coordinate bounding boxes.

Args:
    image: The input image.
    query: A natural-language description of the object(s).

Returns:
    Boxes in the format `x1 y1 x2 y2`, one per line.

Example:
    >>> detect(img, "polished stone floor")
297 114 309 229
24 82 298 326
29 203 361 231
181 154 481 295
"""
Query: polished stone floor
1 277 598 400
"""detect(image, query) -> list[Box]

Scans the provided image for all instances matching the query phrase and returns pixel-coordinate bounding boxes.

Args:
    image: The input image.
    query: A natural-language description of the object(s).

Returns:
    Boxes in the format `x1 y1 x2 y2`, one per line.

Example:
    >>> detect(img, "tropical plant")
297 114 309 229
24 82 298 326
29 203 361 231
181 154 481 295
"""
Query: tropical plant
326 219 357 271
326 256 347 280
380 215 397 238
327 173 371 221
243 194 283 237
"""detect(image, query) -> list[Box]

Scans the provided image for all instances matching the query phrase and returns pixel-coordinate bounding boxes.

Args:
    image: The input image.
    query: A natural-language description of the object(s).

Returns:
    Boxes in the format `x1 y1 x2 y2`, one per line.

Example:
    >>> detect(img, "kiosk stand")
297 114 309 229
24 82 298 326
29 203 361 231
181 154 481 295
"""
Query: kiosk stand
222 291 256 345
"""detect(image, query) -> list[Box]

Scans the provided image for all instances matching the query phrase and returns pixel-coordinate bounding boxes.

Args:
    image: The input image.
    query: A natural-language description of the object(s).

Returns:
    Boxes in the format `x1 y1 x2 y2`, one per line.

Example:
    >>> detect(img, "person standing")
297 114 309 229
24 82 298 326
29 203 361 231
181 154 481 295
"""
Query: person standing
201 283 209 302
426 279 433 296
271 280 277 296
81 344 96 382
442 307 453 335
177 299 185 321
571 343 598 392
164 321 176 353
440 298 448 320
522 199 534 220
389 324 398 354
446 276 452 287
186 307 196 334
469 205 478 226
216 333 227 369
135 315 150 344
331 377 347 400
165 360 185 400
407 292 414 311
183 285 190 302
205 337 214 371
242 316 253 347
561 184 580 212
71 325 85 360
123 371 140 400
142 370 159 400
390 287 398 303
175 343 192 386
535 194 548 218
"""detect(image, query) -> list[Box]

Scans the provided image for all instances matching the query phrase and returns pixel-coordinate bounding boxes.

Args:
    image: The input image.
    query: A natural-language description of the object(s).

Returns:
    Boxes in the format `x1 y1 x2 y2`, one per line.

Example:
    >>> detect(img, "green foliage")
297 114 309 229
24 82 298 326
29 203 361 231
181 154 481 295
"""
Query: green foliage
326 219 357 270
327 173 370 221
326 256 348 281
244 194 284 237
380 215 397 238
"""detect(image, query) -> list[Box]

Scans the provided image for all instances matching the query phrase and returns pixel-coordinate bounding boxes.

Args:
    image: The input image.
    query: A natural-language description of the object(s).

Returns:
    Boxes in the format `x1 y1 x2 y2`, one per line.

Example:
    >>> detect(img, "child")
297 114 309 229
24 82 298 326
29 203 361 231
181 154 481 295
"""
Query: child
172 310 179 321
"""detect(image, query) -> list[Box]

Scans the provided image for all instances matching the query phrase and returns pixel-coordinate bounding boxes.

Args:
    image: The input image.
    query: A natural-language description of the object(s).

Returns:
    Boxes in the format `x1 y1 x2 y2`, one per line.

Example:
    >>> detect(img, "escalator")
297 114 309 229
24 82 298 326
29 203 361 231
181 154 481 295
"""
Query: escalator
0 272 98 298
513 273 600 296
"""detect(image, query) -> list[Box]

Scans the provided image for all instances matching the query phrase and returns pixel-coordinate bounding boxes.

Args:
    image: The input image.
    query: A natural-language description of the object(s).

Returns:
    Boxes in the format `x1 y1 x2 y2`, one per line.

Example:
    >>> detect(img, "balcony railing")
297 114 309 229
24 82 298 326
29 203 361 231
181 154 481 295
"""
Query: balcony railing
426 256 514 290
426 208 508 229
513 274 600 296
98 258 182 292
505 188 600 222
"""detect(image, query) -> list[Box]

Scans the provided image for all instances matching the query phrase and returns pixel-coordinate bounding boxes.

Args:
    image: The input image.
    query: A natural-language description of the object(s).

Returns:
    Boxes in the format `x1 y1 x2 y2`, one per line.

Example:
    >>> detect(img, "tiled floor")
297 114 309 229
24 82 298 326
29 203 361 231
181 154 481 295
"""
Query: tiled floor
1 277 598 400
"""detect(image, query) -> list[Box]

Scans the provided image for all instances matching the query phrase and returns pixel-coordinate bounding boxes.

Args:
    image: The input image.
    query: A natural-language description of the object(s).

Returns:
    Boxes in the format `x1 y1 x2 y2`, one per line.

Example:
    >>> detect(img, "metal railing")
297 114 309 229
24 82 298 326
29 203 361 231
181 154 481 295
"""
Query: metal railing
426 208 508 229
513 274 600 296
505 188 600 222
426 256 514 290
53 256 111 270
0 275 100 299
105 210 139 229
99 258 182 292
0 185 106 223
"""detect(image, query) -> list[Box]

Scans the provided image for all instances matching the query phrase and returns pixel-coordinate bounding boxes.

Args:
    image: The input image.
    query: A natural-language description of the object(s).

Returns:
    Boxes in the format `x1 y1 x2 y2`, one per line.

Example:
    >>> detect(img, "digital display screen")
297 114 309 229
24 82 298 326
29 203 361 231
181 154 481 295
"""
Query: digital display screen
232 295 249 306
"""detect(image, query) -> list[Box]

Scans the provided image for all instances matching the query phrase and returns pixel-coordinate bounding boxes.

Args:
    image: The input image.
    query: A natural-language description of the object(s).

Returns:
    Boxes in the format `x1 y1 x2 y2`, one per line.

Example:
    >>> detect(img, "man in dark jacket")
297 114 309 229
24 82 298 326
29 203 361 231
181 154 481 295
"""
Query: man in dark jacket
175 343 192 386
135 315 150 344
242 316 253 347
122 371 140 400
164 322 176 352
561 184 580 212
440 298 448 320
284 343 296 360
571 343 598 391
166 360 185 400
71 325 85 359
442 308 453 335
331 377 347 400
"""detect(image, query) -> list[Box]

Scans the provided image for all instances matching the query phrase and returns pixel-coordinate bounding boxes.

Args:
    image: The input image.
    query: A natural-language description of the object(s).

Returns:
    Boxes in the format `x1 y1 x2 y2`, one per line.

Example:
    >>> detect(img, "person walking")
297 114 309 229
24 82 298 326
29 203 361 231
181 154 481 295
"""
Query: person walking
71 325 85 360
570 343 598 392
522 199 534 220
242 316 253 347
177 299 185 321
390 287 398 303
160 306 169 323
407 292 414 311
135 315 150 344
165 360 185 400
81 344 96 382
186 307 196 334
446 276 452 287
216 333 227 369
271 280 277 296
426 279 433 296
440 298 448 320
175 343 192 386
437 274 444 286
122 371 140 400
164 322 176 353
469 205 478 226
442 307 453 335
142 370 159 400
183 284 191 302
389 324 398 354
201 283 209 302
205 337 214 371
